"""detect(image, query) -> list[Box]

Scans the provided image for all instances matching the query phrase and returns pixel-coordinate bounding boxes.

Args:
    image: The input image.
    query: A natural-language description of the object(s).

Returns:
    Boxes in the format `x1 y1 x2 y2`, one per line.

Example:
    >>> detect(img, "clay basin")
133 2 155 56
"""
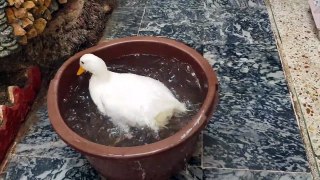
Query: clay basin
47 36 219 180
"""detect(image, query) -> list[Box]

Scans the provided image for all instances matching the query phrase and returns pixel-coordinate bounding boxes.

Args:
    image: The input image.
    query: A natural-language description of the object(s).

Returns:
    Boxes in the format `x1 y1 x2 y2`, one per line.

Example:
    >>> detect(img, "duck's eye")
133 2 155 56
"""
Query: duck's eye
81 61 84 64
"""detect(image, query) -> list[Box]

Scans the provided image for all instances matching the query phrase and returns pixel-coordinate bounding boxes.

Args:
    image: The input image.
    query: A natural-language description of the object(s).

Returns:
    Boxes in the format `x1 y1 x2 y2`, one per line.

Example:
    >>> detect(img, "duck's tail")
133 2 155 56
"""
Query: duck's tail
175 102 188 114
154 110 173 129
154 102 187 130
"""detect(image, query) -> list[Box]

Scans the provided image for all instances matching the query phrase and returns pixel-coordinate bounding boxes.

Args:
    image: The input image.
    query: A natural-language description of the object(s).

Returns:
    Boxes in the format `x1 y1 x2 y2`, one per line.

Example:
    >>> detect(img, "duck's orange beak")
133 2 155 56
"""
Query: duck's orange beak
77 66 85 76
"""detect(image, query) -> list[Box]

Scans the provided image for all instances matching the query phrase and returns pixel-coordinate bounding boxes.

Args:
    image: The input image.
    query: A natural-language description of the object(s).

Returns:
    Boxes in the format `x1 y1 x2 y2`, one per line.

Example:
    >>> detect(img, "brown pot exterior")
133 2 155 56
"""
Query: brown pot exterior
47 37 219 180
86 134 199 180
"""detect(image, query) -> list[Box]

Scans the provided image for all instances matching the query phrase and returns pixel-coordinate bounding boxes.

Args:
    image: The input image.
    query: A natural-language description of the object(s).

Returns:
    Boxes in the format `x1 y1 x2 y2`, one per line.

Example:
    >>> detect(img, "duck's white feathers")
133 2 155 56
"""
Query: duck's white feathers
89 71 187 132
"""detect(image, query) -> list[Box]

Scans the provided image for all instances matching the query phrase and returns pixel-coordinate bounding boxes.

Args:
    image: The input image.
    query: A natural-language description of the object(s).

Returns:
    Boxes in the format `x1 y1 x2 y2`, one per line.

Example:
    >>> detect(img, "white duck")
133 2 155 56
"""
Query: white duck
77 54 187 136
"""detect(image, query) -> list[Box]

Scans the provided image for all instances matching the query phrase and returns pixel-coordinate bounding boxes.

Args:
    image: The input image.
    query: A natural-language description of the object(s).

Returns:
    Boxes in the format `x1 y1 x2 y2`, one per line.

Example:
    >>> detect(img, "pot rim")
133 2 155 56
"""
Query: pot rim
47 36 218 159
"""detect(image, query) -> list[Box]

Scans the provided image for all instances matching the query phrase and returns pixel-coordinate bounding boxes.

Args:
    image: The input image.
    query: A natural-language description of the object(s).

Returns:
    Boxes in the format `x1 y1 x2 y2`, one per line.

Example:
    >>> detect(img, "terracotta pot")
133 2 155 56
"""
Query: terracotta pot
47 37 219 180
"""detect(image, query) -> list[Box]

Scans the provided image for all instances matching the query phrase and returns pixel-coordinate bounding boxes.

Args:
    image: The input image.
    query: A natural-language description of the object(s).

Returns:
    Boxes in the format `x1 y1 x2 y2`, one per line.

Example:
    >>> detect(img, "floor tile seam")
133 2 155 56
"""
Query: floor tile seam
136 15 278 46
136 30 278 47
111 6 272 32
114 7 146 10
144 6 205 10
210 87 292 98
203 43 277 47
138 8 271 24
137 6 147 34
203 7 268 13
141 6 267 11
201 166 312 174
137 19 205 26
200 132 204 168
109 8 147 16
265 1 320 178
287 80 320 168
137 18 276 26
214 103 296 109
289 78 320 114
214 90 292 98
263 0 317 127
216 91 292 97
8 154 83 161
203 45 280 53
293 112 320 175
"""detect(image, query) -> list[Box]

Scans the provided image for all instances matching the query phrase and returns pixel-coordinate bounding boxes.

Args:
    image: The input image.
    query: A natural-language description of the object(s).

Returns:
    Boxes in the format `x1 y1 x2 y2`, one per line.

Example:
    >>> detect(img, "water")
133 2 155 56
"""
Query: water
61 54 205 147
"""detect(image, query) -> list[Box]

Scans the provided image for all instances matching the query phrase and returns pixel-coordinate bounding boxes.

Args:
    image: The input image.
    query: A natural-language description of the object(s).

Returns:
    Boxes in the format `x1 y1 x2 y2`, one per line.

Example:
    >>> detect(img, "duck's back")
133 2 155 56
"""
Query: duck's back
89 72 186 131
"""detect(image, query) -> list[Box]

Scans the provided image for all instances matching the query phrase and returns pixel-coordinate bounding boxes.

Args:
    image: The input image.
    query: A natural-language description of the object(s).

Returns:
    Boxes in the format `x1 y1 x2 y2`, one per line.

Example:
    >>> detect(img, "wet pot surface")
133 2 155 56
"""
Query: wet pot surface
48 37 218 180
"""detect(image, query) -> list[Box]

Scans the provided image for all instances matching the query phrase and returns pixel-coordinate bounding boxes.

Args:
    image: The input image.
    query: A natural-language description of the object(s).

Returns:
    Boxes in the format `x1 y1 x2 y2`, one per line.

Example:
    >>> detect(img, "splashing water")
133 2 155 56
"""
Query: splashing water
61 54 205 147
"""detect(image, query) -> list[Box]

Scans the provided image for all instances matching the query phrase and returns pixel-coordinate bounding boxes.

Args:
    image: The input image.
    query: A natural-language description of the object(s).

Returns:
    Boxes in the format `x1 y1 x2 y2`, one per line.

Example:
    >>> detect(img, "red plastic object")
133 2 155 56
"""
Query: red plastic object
0 66 41 163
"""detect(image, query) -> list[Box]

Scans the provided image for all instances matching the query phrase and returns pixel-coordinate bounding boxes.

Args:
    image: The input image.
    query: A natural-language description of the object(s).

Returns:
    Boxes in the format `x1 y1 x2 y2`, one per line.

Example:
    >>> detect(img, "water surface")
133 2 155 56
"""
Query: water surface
61 54 205 147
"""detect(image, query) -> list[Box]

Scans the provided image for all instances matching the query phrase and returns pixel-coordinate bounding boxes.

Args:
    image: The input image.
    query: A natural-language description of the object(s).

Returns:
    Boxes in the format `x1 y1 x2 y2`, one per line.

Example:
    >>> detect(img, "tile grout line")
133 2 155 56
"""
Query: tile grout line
137 6 147 35
202 42 277 47
10 154 84 161
266 0 318 158
289 88 320 180
264 0 320 179
202 166 312 175
200 131 204 169
265 0 283 44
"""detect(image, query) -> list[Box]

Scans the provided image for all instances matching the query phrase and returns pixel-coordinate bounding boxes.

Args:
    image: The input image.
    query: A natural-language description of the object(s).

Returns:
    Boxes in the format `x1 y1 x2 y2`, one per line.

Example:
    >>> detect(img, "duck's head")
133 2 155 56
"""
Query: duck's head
77 54 108 76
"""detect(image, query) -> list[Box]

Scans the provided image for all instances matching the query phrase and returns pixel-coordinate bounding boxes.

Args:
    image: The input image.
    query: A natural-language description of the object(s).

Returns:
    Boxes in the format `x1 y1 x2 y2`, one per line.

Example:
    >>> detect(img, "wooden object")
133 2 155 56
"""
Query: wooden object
11 23 26 36
33 17 46 33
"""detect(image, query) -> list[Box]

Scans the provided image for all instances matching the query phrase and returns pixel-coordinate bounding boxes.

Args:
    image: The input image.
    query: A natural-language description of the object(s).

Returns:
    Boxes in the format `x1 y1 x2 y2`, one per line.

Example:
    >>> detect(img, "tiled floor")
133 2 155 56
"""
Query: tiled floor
1 0 317 179
267 0 320 178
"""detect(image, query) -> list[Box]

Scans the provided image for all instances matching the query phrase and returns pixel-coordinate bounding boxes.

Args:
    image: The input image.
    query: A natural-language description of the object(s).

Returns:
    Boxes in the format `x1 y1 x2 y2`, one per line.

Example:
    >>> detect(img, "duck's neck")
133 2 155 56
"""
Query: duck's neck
92 68 112 80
